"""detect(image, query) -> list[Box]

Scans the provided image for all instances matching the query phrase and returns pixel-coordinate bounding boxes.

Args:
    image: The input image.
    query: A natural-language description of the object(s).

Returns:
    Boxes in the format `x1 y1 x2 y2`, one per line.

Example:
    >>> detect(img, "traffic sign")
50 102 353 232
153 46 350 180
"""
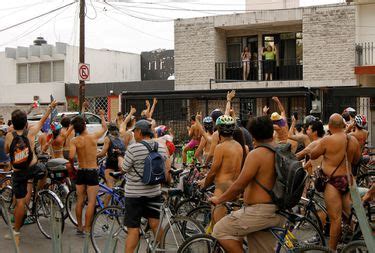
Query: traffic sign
78 63 90 81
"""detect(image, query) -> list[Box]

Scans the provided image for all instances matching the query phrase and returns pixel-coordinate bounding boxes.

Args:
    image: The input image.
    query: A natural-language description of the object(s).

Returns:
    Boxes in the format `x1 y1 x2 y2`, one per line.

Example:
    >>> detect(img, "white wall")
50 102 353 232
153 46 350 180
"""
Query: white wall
356 4 375 43
246 0 299 10
65 45 141 84
0 52 16 84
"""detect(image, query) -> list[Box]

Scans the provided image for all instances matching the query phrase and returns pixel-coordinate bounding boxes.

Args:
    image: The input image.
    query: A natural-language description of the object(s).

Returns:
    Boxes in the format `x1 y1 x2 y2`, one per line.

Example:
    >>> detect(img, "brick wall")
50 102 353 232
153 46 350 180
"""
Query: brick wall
303 6 356 82
175 17 216 89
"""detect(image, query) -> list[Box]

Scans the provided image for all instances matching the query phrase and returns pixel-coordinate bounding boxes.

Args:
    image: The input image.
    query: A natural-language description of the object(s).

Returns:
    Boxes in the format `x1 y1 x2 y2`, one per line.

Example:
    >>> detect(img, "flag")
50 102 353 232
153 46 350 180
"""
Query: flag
33 100 40 108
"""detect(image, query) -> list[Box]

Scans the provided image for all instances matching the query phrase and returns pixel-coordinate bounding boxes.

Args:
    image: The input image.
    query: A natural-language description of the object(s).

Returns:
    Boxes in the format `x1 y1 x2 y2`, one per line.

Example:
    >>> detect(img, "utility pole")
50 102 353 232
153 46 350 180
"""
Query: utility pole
79 0 85 111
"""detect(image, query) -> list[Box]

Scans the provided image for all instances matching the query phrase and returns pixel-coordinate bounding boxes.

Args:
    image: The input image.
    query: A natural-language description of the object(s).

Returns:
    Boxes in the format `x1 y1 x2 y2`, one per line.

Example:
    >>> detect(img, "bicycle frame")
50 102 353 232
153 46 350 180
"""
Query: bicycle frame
96 183 125 209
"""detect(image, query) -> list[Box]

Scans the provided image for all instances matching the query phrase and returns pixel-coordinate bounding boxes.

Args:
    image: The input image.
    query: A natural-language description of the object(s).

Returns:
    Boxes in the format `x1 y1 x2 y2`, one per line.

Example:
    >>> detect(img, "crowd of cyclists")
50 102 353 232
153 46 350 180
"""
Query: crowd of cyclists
0 90 374 253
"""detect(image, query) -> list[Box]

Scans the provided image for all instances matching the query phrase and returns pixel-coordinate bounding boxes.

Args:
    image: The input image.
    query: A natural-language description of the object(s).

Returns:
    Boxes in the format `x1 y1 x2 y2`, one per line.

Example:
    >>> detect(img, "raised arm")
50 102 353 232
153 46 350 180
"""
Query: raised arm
29 100 57 136
149 98 158 119
225 90 235 116
97 137 110 158
120 106 136 135
195 112 209 140
272 96 286 118
93 109 108 139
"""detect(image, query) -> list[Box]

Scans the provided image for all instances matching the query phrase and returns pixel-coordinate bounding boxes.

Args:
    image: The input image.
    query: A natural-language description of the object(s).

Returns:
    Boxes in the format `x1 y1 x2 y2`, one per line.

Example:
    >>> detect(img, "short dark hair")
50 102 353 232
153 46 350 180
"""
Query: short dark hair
309 120 325 138
295 123 303 132
11 109 27 130
60 117 71 128
342 112 350 122
71 116 86 134
117 112 124 117
248 116 273 141
191 115 196 121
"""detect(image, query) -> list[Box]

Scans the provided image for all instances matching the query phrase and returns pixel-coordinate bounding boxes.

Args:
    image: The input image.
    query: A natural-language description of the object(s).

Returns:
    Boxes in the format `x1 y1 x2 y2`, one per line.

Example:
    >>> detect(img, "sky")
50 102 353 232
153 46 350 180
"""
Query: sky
0 0 343 54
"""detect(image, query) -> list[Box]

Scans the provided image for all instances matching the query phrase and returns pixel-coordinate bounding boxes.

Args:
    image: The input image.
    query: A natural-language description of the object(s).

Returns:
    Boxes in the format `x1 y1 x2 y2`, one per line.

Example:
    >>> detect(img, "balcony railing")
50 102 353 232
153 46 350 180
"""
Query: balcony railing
356 42 374 66
215 59 303 81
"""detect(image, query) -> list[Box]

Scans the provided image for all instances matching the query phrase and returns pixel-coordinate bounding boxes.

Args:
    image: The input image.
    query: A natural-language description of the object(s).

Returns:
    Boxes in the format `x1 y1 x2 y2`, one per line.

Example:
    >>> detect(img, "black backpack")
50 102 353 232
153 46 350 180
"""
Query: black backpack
108 135 125 159
255 143 307 210
9 130 33 170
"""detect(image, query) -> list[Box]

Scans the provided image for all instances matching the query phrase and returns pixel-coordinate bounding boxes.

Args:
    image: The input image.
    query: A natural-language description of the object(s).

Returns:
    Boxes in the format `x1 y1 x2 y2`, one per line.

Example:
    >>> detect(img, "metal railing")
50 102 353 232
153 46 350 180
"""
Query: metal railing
215 58 303 81
356 42 374 66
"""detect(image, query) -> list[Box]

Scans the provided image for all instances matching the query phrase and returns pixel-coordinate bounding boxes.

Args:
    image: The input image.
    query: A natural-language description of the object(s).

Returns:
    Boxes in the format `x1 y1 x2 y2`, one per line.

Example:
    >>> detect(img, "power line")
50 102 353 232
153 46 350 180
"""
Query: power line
113 4 175 20
0 2 76 33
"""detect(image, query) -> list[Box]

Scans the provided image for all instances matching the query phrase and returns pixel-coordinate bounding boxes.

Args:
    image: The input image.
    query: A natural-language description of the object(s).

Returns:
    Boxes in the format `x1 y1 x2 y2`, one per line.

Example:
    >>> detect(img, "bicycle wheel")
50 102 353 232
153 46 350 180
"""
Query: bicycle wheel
296 203 324 233
66 189 87 227
292 244 331 252
341 240 368 253
176 198 199 216
35 191 65 239
91 206 126 253
187 205 212 232
160 215 205 251
48 182 69 220
290 216 326 247
177 234 225 253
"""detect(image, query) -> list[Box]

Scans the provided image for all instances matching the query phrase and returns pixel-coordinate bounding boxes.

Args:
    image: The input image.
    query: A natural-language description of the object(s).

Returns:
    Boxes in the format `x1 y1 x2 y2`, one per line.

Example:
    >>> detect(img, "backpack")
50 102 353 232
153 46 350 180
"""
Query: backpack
255 143 307 210
108 135 125 159
9 130 33 170
133 141 166 185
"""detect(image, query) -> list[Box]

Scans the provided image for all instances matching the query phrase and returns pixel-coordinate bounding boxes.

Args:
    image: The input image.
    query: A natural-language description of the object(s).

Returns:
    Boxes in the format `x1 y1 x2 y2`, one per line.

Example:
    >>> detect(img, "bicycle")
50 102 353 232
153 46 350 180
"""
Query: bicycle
177 207 330 253
90 187 205 253
341 240 369 253
1 168 65 239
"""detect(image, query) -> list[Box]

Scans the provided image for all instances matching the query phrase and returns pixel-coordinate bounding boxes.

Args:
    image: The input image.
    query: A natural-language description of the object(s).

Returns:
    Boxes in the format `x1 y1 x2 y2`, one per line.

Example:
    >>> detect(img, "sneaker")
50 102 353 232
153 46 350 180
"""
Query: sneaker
23 216 35 225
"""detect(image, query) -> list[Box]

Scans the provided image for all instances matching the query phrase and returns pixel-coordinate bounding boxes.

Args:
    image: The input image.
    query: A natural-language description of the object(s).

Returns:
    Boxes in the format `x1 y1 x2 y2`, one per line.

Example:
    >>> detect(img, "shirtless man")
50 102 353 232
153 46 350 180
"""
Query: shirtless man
209 116 284 252
288 116 310 154
194 116 214 164
120 106 137 149
4 100 57 244
69 110 107 234
307 114 361 250
199 115 243 224
265 96 289 144
347 114 368 150
182 115 202 166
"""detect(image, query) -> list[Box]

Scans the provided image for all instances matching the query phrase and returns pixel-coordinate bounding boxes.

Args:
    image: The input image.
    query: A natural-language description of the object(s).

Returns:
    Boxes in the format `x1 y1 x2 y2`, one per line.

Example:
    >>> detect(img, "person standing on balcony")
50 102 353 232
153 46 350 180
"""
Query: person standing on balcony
262 45 276 81
241 47 251 80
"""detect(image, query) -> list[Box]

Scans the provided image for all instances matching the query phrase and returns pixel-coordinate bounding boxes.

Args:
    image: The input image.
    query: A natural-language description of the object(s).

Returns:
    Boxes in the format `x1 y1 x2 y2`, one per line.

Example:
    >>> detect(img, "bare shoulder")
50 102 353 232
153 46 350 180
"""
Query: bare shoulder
348 135 360 148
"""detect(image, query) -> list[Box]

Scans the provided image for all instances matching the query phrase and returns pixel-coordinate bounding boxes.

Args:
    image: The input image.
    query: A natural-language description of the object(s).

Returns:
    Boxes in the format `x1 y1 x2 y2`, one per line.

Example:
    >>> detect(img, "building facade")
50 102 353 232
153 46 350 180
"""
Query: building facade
174 3 375 144
0 38 141 121
141 49 174 81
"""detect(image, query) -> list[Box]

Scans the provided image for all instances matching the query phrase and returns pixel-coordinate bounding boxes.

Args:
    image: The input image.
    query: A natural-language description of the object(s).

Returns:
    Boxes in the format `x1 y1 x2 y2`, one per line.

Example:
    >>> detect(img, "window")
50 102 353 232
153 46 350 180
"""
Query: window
40 62 52 82
148 62 152 70
29 63 39 83
296 32 303 65
17 64 27 83
154 61 157 70
53 61 64 81
85 113 101 124
160 60 164 70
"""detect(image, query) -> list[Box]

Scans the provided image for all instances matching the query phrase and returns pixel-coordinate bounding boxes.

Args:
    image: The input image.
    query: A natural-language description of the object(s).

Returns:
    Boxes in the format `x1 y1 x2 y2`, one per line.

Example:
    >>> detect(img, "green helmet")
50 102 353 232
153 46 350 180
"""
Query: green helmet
216 115 235 135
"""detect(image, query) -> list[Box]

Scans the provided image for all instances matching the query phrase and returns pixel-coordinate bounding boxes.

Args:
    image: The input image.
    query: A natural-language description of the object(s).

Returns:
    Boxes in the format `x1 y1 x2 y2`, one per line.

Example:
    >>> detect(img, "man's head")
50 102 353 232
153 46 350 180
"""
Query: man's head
11 109 28 130
60 117 71 128
306 120 325 139
354 115 367 129
191 115 196 124
248 116 274 142
295 123 303 133
71 116 86 135
270 112 286 127
117 112 124 120
203 116 214 133
133 120 153 142
344 107 356 119
108 123 119 136
328 113 345 132
210 109 224 123
216 115 236 137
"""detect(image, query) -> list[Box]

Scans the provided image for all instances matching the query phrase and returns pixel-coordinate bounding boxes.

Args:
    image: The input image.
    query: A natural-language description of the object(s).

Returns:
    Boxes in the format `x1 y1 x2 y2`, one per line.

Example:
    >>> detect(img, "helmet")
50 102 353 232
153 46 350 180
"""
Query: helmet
216 115 235 135
344 107 356 117
155 125 169 137
203 116 213 124
303 115 317 125
210 109 224 123
270 112 282 121
354 115 367 129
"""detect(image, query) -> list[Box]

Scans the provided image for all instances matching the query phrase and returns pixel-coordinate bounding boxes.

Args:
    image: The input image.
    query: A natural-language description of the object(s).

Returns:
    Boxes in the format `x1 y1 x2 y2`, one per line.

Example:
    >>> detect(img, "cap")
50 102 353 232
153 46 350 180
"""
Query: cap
271 112 282 121
133 120 153 135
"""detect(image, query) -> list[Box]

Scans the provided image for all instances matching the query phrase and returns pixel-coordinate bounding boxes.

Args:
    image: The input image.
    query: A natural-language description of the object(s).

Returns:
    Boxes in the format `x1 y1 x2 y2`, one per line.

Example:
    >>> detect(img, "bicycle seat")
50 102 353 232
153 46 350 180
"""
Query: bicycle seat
170 168 184 177
109 171 123 179
46 158 69 169
162 187 183 197
38 154 50 162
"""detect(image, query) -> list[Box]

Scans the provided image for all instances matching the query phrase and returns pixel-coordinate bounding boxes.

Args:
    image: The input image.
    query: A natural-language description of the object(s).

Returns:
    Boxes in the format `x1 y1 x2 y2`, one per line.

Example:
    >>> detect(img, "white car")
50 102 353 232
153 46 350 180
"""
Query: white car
28 112 107 144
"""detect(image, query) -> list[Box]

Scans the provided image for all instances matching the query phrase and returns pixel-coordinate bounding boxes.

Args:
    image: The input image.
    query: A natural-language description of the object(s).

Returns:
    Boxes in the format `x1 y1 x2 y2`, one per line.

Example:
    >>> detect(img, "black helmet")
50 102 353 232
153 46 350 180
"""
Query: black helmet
210 109 224 123
108 123 119 132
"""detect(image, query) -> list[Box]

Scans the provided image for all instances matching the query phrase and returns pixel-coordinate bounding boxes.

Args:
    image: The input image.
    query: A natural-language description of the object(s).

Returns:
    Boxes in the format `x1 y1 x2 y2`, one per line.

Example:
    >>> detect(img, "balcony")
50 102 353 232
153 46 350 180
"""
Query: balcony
215 59 303 82
355 42 375 76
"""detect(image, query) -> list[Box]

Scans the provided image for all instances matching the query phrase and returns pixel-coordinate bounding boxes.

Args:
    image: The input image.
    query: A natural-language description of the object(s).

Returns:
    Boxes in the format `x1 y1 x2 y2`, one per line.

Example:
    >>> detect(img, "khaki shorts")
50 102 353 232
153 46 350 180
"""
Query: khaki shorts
212 204 284 253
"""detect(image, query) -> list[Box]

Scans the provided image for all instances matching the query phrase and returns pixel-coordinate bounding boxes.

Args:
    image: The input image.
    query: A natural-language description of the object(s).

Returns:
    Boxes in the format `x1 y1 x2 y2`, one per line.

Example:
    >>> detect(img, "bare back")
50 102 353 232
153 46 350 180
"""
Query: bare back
243 147 276 205
190 124 202 141
72 133 99 169
214 140 243 195
350 129 368 150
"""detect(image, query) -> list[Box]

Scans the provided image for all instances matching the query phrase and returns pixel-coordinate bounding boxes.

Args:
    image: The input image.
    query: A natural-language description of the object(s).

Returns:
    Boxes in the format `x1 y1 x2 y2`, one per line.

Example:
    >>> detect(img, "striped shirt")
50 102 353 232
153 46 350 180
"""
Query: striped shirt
122 140 168 198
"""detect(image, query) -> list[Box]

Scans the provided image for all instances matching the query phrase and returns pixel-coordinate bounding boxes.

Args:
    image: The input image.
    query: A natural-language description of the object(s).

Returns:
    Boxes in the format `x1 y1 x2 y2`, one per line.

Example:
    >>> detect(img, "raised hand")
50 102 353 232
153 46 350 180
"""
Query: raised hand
227 90 236 101
145 100 150 108
130 106 136 115
50 100 58 109
153 98 158 105
263 106 270 114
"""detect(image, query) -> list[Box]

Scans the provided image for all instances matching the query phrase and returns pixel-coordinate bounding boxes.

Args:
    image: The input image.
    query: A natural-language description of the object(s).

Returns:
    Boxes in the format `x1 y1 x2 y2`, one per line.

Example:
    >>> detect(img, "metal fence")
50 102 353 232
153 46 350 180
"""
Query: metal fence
86 97 108 119
356 42 374 66
215 59 303 81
